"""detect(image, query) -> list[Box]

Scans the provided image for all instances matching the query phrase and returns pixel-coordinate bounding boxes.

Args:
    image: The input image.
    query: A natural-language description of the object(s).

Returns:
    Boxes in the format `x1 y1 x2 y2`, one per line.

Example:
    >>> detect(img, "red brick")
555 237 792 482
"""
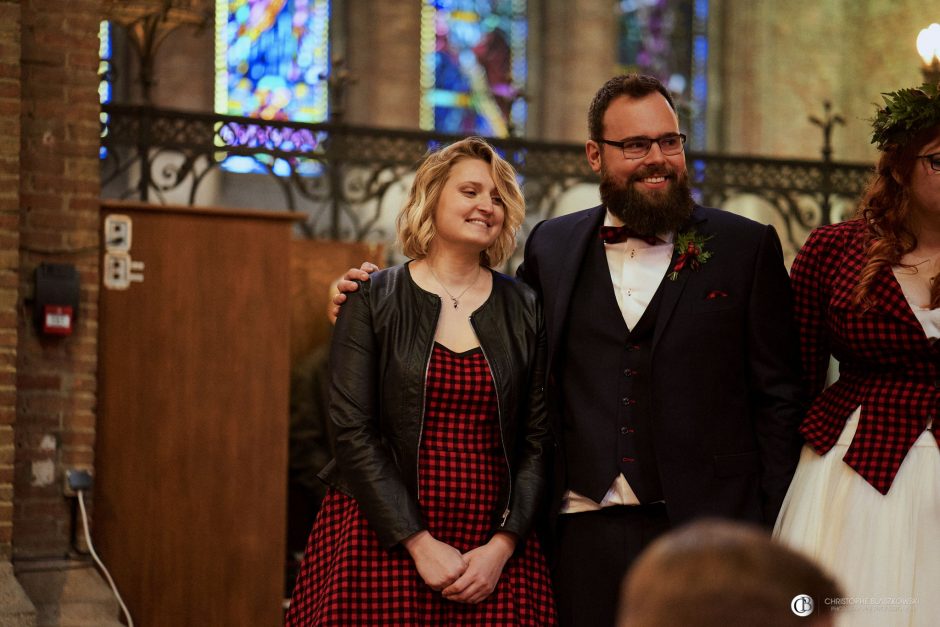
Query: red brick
20 78 64 103
64 412 96 431
58 427 95 447
22 11 68 37
64 158 100 180
65 52 100 73
0 100 20 117
0 159 21 177
65 115 105 136
16 373 61 391
20 193 65 213
18 231 68 252
0 37 20 55
66 230 99 249
69 374 96 393
22 89 72 115
59 449 94 467
20 499 73 521
28 174 99 196
0 63 20 80
21 157 65 179
0 81 20 99
67 197 100 213
27 210 98 231
17 391 69 414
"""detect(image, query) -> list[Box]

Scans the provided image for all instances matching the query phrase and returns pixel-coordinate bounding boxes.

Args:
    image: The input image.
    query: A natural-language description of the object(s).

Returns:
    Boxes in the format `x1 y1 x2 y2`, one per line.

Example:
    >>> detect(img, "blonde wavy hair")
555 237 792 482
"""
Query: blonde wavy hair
396 136 525 267
853 125 940 309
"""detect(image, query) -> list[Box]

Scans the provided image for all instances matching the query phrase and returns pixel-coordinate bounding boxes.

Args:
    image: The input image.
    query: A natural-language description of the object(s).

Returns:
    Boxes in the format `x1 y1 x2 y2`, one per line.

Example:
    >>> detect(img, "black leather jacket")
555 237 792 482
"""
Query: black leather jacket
319 263 549 548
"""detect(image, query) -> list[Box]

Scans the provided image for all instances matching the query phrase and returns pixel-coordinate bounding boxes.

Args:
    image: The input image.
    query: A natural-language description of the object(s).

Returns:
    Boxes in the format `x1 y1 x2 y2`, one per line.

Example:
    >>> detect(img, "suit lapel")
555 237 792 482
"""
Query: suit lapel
548 206 606 362
652 206 707 350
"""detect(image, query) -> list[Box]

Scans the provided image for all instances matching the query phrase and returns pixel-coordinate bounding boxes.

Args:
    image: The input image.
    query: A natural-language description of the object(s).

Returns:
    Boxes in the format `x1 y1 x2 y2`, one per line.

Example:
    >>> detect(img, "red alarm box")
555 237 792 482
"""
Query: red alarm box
42 305 74 336
34 263 79 338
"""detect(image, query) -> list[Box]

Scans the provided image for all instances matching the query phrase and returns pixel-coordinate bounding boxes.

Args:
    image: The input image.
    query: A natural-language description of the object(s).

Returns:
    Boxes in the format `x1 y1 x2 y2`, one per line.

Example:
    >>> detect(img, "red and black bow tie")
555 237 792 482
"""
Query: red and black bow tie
599 225 661 246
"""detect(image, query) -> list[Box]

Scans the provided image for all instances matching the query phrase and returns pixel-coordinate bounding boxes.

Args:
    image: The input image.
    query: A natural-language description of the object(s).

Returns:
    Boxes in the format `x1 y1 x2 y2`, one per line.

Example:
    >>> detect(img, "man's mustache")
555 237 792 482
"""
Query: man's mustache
627 165 676 183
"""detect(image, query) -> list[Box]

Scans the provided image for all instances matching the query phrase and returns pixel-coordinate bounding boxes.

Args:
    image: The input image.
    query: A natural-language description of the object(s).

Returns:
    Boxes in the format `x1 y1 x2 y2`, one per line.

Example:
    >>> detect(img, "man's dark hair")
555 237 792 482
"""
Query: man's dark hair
588 74 677 141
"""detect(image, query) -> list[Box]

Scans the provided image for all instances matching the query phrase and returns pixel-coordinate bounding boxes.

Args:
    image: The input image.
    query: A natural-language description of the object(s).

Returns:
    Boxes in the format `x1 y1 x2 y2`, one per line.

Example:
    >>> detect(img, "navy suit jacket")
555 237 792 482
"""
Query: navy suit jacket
517 204 804 526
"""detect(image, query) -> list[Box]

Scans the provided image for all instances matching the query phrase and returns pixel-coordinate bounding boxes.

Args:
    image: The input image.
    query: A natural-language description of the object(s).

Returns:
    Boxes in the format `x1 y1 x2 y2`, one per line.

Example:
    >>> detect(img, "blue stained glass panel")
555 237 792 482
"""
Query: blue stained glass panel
617 0 708 150
421 0 527 137
217 0 330 174
99 21 112 159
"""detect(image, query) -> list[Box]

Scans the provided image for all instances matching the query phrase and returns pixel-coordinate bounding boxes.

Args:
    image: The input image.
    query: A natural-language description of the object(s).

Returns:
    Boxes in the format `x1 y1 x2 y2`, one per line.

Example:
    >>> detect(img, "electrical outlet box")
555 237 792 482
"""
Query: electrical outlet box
104 252 130 289
63 468 94 497
104 214 132 252
103 252 145 290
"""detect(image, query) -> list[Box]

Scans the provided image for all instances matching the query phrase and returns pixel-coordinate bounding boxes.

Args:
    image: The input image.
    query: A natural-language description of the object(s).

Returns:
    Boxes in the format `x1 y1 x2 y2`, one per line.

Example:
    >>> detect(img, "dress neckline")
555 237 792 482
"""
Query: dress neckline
433 341 483 357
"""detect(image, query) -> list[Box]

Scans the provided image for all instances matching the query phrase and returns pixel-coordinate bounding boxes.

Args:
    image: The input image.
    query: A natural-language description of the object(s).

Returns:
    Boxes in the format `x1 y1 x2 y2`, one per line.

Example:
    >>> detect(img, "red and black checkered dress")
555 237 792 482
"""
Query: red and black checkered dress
285 343 557 626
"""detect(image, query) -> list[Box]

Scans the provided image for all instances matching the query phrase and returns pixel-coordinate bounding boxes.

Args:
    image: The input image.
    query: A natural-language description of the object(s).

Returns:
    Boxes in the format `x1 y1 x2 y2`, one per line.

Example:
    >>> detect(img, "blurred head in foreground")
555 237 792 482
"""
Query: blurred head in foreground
618 519 842 627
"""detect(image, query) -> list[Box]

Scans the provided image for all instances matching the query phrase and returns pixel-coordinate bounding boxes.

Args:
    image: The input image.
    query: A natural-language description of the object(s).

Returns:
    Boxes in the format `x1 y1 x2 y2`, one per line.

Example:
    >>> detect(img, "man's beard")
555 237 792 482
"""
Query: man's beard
599 161 694 236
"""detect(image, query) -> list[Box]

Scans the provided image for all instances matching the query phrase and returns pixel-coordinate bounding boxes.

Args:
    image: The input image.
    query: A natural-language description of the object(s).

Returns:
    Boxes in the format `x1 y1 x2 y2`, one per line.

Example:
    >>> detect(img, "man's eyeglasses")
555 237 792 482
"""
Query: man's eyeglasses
597 133 687 159
917 152 940 172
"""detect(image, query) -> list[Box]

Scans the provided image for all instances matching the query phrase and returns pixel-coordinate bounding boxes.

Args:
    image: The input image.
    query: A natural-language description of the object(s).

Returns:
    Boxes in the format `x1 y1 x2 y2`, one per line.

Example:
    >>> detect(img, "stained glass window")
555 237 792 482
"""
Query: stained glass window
99 21 112 159
421 0 527 137
617 0 708 150
215 0 330 174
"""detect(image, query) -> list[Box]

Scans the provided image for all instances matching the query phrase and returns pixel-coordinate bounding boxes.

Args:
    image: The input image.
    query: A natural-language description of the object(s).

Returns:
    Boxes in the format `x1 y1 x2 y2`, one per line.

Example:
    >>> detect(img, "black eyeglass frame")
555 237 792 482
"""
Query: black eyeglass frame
916 152 940 172
596 133 688 160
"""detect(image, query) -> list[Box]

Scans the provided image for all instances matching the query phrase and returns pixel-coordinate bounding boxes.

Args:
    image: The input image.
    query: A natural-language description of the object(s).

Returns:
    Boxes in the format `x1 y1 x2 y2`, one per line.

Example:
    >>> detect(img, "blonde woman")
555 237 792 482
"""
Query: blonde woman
286 137 556 625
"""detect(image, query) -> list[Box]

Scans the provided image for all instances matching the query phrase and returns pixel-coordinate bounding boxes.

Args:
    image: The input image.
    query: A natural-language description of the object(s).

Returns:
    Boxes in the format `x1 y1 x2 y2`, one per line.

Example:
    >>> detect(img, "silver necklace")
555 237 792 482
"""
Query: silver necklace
427 263 482 309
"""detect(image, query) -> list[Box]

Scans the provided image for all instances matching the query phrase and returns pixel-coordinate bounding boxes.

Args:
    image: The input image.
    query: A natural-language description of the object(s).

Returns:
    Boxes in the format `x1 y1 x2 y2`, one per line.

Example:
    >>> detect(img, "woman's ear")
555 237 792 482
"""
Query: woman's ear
889 166 903 186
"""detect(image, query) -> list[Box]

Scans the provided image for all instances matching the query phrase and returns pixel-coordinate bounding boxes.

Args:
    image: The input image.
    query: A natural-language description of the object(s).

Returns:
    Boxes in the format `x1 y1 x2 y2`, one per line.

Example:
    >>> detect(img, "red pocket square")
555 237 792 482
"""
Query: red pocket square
705 289 728 300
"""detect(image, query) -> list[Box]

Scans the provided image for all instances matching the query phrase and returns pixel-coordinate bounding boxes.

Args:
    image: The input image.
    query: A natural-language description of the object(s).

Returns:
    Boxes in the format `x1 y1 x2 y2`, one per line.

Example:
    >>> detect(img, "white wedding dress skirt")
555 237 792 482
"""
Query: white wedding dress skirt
774 407 940 627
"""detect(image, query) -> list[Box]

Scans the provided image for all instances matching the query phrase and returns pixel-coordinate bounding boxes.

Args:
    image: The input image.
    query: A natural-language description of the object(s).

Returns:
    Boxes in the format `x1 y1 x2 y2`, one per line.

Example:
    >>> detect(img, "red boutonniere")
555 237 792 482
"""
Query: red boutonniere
668 229 713 281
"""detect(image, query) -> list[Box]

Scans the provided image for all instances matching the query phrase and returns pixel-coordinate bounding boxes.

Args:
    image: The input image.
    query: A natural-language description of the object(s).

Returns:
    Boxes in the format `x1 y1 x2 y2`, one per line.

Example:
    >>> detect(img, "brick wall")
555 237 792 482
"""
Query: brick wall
13 0 101 558
0 0 22 561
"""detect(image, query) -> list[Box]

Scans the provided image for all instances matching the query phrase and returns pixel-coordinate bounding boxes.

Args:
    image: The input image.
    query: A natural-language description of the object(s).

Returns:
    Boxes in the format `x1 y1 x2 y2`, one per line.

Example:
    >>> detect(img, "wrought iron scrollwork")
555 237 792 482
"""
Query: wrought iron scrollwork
100 104 873 260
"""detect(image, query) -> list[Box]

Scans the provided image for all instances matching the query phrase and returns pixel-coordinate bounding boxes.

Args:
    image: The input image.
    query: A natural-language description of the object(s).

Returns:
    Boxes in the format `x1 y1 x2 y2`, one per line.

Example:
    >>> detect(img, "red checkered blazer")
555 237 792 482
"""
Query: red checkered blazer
792 218 940 494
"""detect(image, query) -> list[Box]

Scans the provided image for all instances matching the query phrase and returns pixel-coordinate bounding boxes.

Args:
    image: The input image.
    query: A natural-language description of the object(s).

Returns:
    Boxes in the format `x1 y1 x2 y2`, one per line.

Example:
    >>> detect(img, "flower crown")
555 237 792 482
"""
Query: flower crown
870 82 940 150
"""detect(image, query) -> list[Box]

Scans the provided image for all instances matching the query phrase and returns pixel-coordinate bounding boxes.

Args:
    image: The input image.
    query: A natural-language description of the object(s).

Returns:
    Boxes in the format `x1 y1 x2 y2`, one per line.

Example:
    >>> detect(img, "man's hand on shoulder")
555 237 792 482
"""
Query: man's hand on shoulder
328 261 380 324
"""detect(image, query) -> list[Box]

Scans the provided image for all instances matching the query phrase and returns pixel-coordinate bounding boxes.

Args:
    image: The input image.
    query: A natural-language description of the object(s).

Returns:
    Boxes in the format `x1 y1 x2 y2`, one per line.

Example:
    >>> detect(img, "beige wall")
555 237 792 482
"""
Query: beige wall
712 0 932 162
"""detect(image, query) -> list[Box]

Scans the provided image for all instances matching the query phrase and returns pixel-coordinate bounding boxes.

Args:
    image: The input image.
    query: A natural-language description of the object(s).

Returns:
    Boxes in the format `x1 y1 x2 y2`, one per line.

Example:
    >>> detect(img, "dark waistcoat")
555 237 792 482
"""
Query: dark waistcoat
559 239 665 503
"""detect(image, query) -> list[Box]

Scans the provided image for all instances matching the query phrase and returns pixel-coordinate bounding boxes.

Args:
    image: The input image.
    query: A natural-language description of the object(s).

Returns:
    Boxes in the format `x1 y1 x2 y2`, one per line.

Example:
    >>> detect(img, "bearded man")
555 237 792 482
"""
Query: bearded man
515 74 804 626
330 74 805 627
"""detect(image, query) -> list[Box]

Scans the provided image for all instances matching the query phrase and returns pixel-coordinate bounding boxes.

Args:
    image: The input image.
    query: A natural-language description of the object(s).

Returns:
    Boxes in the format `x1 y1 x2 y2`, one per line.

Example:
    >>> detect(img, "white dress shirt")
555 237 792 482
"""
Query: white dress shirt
561 210 675 513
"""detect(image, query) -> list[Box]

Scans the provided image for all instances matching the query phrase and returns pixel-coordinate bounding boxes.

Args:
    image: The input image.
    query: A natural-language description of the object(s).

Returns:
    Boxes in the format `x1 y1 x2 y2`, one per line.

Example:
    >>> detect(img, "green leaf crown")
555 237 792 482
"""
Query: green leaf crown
870 82 940 150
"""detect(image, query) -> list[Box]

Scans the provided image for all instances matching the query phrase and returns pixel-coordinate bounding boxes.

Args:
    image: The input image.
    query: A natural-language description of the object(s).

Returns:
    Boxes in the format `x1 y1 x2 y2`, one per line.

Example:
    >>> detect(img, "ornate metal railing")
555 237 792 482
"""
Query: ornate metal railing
100 104 874 261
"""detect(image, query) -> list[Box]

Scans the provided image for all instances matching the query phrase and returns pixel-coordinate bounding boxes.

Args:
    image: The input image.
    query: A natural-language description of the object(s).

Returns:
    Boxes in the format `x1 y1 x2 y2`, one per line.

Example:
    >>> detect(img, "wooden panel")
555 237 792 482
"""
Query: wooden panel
96 204 297 626
289 239 384 366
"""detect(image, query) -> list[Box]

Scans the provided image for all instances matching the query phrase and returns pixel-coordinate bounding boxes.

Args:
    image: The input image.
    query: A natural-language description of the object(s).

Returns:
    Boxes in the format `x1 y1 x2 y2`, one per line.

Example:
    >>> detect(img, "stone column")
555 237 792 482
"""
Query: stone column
538 0 617 142
342 0 421 128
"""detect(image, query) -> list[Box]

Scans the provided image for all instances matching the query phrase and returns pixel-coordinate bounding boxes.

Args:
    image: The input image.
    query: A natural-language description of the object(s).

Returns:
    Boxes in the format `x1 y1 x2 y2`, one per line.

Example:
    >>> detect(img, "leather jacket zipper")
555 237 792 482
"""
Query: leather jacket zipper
416 297 442 501
470 314 512 527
